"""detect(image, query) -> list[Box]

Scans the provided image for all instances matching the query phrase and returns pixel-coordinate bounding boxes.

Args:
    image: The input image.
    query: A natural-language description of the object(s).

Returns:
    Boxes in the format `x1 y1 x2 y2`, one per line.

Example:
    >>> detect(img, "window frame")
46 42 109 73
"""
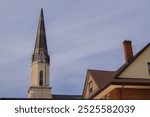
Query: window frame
148 63 150 75
89 81 93 94
39 71 43 86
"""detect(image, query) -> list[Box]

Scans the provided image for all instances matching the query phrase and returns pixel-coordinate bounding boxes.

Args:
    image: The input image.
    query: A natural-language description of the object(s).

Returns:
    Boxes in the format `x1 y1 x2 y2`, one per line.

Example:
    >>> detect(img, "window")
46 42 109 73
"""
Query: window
89 81 93 94
148 63 150 74
39 71 43 86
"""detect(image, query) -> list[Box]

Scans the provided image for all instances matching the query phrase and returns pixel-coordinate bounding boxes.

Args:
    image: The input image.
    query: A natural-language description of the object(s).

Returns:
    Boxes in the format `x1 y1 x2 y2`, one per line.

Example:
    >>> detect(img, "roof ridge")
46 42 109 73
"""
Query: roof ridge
88 69 115 72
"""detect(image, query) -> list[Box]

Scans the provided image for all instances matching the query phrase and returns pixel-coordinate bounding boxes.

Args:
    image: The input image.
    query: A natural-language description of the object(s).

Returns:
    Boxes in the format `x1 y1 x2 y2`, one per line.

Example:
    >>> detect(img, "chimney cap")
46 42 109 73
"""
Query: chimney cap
123 40 132 44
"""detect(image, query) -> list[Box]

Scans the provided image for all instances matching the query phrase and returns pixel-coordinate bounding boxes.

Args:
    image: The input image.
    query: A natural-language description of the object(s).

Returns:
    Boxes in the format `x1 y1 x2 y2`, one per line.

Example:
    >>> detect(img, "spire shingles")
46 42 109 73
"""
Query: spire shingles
34 8 48 54
32 8 49 64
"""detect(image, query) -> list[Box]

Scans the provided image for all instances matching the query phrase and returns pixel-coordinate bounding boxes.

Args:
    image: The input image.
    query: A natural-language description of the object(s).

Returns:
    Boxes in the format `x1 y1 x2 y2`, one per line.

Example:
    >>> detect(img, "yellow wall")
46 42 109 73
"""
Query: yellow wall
28 62 52 99
84 74 98 99
119 46 150 79
30 62 49 86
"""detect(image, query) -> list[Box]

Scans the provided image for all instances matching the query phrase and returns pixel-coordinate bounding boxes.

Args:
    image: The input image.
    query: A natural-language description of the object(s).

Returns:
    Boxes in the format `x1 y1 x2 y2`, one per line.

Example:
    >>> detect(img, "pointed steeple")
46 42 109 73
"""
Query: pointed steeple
34 8 48 54
28 8 52 99
32 8 49 64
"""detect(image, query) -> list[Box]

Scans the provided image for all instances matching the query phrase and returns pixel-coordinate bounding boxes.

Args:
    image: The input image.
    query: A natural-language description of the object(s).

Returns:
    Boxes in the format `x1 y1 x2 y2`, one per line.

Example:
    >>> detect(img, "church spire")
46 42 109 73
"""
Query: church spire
32 8 49 64
28 9 52 99
34 8 48 54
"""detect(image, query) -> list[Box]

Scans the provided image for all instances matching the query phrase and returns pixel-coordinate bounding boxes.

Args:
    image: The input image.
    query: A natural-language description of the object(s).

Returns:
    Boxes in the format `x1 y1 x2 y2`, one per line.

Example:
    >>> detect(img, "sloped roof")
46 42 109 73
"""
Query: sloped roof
84 42 150 99
112 78 150 85
82 69 115 99
115 42 150 78
89 70 115 88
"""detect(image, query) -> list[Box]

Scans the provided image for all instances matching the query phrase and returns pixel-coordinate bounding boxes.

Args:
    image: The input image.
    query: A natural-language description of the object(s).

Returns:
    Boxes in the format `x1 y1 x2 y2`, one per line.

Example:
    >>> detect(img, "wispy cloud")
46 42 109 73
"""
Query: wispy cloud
1 0 150 97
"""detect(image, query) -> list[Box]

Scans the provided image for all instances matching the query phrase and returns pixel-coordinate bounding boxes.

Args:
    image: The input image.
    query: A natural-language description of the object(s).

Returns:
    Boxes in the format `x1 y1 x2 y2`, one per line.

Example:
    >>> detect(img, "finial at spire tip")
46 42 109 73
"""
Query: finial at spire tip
40 8 44 18
41 8 44 12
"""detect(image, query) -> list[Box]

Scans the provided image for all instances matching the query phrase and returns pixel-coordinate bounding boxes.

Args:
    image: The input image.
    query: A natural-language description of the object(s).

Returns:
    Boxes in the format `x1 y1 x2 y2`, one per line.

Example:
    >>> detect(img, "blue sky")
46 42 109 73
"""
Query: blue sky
0 0 150 98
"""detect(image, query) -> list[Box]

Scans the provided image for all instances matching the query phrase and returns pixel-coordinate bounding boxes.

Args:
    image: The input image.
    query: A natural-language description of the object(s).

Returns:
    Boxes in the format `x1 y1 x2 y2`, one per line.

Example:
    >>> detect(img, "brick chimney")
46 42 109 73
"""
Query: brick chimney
123 40 133 63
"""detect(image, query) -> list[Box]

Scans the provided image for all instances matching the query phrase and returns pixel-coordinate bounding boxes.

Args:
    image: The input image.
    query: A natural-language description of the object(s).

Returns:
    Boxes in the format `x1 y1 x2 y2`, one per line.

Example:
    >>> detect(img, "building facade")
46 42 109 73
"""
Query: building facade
82 41 150 99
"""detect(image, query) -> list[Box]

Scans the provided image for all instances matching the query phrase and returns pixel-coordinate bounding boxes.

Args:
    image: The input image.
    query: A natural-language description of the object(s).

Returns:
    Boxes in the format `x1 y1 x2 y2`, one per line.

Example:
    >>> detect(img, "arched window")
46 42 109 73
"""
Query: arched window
39 71 43 86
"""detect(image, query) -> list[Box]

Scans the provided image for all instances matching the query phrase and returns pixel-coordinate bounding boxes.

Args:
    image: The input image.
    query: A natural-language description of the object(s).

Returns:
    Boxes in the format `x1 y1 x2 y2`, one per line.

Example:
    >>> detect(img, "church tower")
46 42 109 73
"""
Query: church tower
28 8 52 99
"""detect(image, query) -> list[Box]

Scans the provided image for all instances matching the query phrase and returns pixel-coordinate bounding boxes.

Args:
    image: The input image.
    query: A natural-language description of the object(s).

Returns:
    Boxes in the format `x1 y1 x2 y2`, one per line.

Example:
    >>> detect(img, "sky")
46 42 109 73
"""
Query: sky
0 0 150 98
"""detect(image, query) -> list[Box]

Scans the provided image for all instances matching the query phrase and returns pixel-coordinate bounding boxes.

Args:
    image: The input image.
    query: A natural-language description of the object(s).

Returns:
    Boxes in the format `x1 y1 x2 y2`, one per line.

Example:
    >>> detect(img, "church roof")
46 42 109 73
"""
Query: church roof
0 95 82 100
34 8 48 53
52 94 82 100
